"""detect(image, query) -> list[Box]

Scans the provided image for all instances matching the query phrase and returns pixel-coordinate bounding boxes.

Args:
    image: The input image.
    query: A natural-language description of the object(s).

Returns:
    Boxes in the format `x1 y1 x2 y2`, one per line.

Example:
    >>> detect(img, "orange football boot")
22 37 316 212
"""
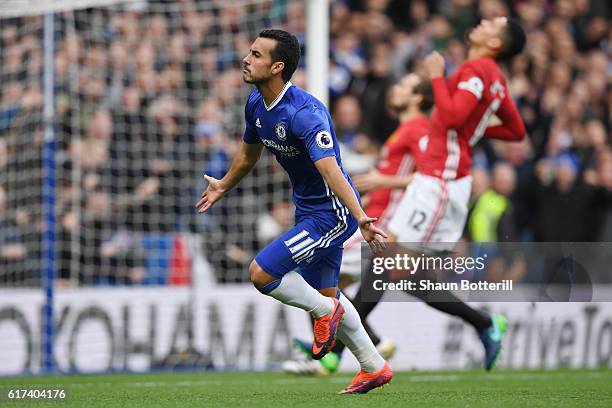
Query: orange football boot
338 361 393 394
311 298 344 360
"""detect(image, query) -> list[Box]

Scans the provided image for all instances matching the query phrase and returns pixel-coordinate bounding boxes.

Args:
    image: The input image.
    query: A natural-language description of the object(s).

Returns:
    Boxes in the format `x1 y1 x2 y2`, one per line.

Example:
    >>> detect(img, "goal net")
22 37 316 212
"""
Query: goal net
0 0 309 375
0 0 297 288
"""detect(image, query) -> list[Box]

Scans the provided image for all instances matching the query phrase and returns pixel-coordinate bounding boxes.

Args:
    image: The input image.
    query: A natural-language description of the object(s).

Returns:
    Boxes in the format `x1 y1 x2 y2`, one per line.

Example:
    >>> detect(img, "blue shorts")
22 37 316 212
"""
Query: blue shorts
255 211 358 289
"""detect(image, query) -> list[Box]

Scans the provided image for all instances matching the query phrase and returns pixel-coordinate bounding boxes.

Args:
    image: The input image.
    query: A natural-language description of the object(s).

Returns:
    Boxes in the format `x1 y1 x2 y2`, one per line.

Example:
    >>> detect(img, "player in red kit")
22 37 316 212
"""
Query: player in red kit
387 17 527 370
421 22 526 181
342 74 430 275
389 17 526 248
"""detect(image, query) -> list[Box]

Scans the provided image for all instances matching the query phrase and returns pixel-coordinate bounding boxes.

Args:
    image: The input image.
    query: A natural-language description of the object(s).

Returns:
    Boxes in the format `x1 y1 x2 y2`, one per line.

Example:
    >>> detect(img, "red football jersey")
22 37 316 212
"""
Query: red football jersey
366 116 429 222
420 57 525 180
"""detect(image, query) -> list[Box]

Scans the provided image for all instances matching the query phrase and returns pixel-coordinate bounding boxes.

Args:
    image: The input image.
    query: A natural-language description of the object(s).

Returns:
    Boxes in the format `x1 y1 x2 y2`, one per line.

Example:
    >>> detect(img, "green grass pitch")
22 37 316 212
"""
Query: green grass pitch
1 369 611 407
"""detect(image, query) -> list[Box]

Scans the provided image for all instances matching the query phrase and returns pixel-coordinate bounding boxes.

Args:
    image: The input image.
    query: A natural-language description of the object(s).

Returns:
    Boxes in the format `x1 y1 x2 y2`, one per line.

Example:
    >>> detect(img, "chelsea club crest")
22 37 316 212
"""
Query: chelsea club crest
275 122 287 141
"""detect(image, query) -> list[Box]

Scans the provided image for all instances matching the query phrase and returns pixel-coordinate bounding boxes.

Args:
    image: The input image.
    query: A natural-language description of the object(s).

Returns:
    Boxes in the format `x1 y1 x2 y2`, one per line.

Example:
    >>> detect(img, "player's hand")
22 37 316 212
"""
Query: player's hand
358 215 388 254
195 175 226 214
424 51 445 79
353 170 383 193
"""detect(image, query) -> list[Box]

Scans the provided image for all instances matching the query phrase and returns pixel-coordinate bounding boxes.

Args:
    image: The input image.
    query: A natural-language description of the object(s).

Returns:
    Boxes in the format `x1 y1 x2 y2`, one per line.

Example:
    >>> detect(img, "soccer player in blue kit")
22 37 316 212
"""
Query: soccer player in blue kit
195 29 393 394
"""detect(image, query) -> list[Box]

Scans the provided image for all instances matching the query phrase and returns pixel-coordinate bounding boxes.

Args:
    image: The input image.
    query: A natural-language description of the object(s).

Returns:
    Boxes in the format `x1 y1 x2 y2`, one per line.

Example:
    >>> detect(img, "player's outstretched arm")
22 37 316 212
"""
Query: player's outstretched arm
195 141 263 213
353 170 413 193
315 157 388 252
424 51 480 128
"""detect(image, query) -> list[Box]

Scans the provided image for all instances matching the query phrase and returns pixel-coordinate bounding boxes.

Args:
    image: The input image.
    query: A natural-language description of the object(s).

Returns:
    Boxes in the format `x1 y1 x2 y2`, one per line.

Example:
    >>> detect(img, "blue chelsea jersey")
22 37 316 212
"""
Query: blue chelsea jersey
243 82 358 216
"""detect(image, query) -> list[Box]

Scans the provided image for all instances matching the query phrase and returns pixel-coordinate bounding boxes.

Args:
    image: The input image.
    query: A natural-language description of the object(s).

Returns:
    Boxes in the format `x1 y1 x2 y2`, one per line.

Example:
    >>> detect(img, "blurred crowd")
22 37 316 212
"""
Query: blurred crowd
0 0 610 285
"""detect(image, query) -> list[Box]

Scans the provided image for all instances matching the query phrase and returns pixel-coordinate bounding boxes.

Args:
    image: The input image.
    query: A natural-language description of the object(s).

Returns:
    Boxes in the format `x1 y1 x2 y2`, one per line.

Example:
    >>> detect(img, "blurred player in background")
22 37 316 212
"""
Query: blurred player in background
196 29 392 394
386 16 527 370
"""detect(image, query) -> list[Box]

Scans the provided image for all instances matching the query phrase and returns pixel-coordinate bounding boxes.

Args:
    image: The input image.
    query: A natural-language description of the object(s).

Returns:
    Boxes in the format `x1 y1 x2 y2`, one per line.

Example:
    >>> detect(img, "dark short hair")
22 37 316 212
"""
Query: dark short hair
497 19 526 62
258 29 301 81
414 74 434 112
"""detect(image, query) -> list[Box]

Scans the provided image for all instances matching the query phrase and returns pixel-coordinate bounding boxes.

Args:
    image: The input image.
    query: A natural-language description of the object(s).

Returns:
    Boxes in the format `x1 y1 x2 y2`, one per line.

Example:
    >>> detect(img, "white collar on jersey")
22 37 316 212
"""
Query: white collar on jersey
263 81 293 111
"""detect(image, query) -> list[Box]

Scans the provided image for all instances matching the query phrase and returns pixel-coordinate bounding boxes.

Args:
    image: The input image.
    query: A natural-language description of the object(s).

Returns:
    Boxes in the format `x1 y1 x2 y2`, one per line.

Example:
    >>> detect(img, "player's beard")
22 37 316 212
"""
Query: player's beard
243 71 270 85
242 67 257 84
242 71 255 84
